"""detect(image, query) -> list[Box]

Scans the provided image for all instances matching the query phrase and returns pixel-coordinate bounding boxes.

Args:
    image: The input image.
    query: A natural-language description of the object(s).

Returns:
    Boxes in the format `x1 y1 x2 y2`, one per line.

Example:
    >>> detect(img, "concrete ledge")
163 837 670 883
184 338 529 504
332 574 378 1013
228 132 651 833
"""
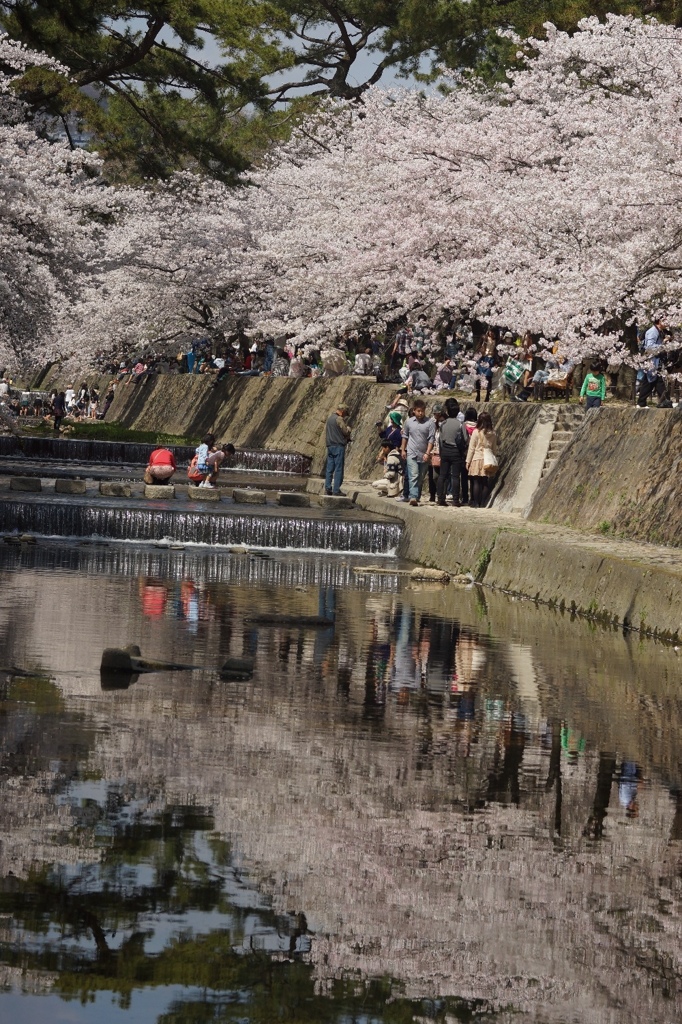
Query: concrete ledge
232 488 267 504
317 495 355 509
353 487 682 640
277 492 311 508
100 481 132 497
188 485 221 501
144 484 175 499
55 478 86 495
10 477 41 492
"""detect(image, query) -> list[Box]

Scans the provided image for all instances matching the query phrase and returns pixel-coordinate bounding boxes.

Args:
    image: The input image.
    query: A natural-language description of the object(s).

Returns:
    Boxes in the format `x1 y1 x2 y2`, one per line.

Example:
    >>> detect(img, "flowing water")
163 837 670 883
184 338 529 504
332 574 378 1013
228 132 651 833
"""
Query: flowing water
1 542 681 1024
0 437 311 474
0 498 401 554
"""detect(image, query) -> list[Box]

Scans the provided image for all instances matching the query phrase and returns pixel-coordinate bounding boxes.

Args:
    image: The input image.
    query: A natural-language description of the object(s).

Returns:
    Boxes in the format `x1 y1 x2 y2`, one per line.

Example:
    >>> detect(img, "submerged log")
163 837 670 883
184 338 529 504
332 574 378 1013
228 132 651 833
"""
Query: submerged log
100 645 197 674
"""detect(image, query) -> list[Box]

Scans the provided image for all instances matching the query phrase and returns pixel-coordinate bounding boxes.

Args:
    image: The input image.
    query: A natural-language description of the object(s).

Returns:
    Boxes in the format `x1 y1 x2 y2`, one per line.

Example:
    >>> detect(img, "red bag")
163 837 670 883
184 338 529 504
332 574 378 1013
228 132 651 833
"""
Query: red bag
187 454 204 483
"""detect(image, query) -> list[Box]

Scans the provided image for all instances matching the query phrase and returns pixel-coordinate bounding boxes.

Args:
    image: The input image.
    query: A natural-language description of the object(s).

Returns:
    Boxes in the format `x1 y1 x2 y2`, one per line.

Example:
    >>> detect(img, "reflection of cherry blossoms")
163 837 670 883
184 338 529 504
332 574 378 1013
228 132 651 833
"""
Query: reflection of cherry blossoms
251 16 682 366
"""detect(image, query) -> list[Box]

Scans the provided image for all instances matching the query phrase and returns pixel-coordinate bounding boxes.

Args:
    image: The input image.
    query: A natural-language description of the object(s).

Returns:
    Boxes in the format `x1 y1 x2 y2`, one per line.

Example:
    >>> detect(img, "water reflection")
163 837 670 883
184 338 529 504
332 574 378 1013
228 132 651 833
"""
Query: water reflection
0 543 681 1022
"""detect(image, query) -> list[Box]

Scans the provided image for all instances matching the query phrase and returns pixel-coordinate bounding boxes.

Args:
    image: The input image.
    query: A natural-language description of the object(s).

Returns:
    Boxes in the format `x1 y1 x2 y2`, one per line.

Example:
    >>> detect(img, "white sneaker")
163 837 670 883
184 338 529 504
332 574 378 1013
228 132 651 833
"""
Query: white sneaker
395 495 407 502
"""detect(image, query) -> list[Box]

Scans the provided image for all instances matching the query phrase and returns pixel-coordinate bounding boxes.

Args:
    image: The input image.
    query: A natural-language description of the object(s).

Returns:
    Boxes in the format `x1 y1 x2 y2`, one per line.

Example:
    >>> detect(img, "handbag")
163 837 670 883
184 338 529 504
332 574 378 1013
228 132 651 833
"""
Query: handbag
430 452 441 468
187 454 204 482
483 448 498 476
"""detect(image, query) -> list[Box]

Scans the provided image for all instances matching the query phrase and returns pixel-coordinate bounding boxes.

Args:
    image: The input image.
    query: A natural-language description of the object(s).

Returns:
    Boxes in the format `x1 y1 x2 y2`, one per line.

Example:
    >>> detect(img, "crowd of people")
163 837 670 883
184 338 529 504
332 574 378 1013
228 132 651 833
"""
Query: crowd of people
325 397 500 508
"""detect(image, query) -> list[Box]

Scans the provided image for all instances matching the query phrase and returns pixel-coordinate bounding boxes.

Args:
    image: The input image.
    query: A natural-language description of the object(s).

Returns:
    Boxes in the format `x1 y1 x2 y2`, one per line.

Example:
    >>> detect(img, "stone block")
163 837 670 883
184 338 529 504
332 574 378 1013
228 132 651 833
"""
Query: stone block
188 485 221 501
144 484 175 499
318 495 354 509
10 476 41 492
232 488 267 504
99 481 132 498
55 478 86 495
277 491 311 508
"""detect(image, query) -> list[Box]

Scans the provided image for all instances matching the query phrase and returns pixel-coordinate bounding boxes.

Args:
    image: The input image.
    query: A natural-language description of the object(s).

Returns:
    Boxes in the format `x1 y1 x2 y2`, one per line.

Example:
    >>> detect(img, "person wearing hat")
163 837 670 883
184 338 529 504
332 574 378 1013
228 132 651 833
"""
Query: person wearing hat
376 410 403 463
324 404 352 496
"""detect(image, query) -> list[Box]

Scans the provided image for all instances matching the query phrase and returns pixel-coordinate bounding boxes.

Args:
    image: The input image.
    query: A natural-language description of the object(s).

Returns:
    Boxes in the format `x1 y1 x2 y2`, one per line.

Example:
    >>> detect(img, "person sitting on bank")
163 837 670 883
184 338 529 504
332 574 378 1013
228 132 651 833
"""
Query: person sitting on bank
324 404 352 496
144 447 176 485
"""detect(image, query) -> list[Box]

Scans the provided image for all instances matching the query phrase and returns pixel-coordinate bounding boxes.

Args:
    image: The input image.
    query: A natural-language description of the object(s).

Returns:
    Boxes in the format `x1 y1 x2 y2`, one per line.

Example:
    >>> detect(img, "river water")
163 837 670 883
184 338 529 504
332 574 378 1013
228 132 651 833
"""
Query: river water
0 542 680 1023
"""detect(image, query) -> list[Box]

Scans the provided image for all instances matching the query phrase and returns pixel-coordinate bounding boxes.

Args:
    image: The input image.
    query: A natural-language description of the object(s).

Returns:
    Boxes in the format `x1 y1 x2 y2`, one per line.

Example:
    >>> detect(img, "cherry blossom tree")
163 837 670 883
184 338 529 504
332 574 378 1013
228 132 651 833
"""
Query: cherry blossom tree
250 16 682 369
0 35 119 373
64 174 254 362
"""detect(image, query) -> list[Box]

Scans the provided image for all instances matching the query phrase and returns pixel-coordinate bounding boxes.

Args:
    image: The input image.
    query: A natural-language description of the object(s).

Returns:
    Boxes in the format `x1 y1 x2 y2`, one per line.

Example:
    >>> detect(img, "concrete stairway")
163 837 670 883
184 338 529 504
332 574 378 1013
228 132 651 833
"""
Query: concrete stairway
540 406 585 479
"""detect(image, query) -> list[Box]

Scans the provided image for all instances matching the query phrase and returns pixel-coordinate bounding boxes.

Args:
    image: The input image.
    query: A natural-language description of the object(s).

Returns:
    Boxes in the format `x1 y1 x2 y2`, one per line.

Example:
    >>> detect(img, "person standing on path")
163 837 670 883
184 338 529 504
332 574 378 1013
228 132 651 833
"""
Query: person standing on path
400 398 435 506
637 319 667 407
325 404 352 496
437 398 467 506
580 362 606 409
52 391 66 433
466 411 499 508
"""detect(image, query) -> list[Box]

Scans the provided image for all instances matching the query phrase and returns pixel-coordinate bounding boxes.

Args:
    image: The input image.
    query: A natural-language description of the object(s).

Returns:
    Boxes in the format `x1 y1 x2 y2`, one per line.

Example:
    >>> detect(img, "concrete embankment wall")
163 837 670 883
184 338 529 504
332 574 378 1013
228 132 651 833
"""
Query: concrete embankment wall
529 406 682 547
107 375 543 485
353 492 682 639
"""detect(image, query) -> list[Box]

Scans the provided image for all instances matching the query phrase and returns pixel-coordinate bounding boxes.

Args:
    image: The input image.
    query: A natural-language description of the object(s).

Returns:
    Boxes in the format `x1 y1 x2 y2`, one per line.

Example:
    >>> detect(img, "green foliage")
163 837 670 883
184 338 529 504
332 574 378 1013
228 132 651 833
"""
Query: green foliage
26 420 198 444
474 545 492 581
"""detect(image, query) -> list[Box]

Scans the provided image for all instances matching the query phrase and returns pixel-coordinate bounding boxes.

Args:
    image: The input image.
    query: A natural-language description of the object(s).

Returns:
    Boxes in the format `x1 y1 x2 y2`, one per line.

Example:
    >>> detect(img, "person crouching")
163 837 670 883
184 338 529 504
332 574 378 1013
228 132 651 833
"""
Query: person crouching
188 434 236 488
144 447 176 485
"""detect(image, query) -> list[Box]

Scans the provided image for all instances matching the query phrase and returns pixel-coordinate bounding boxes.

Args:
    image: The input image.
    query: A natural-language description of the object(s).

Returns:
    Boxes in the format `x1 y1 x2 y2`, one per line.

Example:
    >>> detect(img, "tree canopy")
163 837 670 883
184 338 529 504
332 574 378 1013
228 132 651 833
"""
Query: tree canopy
2 0 681 181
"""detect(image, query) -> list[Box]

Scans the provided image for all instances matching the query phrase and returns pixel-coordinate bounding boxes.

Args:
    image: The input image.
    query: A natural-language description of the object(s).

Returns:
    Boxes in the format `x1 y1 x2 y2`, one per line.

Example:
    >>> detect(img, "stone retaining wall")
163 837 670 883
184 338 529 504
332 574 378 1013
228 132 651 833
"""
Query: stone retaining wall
107 374 543 486
352 491 682 640
529 405 682 546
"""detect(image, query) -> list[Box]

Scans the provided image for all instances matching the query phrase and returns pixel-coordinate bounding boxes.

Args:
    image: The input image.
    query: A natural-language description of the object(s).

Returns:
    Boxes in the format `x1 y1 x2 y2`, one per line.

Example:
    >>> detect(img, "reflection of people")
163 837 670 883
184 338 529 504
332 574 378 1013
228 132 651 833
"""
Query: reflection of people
140 579 167 618
180 580 200 632
144 447 176 484
618 761 641 819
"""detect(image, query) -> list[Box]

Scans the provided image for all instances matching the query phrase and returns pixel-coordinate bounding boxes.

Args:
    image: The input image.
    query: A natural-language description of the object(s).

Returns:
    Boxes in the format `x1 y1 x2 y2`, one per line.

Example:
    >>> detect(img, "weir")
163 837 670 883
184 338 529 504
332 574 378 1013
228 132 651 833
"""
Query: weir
0 436 311 475
0 498 401 554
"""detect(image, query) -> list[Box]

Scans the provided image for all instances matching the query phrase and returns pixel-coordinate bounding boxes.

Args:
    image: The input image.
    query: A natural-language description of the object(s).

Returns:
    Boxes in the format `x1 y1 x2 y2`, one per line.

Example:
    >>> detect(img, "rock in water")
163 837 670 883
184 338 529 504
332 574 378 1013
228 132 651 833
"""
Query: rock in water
220 656 254 680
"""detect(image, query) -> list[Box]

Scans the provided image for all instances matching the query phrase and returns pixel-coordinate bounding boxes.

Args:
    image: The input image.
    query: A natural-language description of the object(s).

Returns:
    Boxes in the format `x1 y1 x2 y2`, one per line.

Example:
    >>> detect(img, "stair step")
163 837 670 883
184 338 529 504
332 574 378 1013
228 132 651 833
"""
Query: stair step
551 430 574 441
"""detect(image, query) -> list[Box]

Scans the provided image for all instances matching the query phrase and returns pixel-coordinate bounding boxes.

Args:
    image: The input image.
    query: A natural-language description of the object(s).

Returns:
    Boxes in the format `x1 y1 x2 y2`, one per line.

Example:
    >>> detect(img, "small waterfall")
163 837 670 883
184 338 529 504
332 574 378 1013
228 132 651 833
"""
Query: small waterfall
0 543 402 591
0 436 311 475
0 500 401 555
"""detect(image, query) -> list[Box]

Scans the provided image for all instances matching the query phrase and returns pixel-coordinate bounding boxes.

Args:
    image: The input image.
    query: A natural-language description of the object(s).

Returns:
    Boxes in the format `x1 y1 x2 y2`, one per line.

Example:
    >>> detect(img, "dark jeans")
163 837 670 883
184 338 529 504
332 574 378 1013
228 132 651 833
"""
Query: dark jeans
428 464 439 501
437 453 462 504
459 464 469 505
585 396 602 410
325 444 346 493
637 375 666 406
